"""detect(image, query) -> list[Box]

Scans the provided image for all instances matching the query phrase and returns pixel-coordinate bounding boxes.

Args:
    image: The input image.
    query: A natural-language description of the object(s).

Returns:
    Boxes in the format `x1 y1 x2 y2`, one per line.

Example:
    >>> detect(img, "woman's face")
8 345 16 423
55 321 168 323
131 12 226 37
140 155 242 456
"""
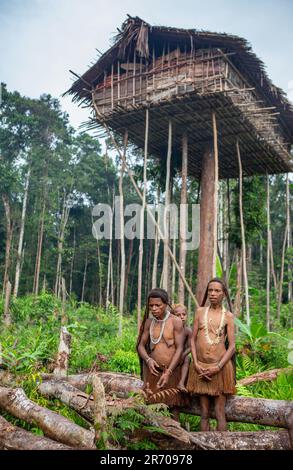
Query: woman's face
208 281 225 306
148 297 167 319
174 307 187 324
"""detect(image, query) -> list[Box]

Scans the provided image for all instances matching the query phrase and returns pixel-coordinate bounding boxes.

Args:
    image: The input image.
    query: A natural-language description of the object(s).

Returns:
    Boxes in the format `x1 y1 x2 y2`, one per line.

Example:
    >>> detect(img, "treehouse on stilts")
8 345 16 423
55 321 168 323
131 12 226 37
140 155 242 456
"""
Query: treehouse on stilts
67 16 293 305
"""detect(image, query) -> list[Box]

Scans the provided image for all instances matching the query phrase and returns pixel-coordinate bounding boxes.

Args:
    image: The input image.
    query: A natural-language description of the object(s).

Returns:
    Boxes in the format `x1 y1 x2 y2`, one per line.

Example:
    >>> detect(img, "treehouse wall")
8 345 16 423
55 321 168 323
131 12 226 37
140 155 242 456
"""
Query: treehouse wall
92 46 290 174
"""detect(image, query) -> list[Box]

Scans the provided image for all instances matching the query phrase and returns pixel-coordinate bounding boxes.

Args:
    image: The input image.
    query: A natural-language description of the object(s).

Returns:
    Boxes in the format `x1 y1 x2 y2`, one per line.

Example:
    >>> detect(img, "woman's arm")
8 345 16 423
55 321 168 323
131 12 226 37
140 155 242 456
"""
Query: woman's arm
137 319 160 376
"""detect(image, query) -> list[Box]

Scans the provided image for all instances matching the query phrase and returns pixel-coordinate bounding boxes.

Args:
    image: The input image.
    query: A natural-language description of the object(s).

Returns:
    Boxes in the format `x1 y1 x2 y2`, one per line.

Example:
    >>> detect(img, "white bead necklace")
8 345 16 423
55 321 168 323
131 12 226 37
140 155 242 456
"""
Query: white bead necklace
203 305 226 345
150 310 171 345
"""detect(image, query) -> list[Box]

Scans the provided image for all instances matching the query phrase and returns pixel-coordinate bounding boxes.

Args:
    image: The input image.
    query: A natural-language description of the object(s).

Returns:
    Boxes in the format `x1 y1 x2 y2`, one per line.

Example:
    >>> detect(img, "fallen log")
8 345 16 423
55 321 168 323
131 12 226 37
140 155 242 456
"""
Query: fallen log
41 371 143 396
188 430 291 450
38 379 214 450
238 367 292 387
0 415 72 450
39 376 293 430
0 386 95 449
183 395 293 428
38 379 94 421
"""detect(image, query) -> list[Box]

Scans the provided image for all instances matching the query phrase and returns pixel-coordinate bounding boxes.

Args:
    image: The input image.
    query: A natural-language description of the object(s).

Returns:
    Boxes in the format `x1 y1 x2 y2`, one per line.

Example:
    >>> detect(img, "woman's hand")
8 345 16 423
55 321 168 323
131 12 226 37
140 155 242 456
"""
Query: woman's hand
198 365 219 379
157 369 171 389
147 358 160 376
194 362 212 381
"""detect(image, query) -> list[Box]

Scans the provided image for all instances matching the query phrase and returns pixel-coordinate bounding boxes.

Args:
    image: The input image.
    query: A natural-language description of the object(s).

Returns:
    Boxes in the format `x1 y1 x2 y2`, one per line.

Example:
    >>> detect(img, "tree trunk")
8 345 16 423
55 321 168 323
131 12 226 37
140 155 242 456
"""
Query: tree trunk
96 239 103 306
69 226 76 296
234 248 242 317
196 141 217 305
178 133 188 304
61 277 67 325
33 193 46 295
14 166 31 297
0 415 72 450
0 386 95 448
53 327 71 377
236 140 250 325
54 193 71 298
2 194 13 298
81 254 88 302
3 280 12 326
277 174 289 320
162 120 172 295
269 228 278 291
137 109 149 330
266 174 271 331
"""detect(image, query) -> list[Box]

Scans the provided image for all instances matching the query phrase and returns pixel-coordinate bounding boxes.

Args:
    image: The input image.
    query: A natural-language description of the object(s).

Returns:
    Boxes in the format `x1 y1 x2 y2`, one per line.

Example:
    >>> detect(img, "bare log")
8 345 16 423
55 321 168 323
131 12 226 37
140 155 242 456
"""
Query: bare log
38 379 94 422
0 415 72 450
53 326 71 377
189 430 290 450
238 367 292 386
0 386 95 448
42 371 143 396
183 395 293 428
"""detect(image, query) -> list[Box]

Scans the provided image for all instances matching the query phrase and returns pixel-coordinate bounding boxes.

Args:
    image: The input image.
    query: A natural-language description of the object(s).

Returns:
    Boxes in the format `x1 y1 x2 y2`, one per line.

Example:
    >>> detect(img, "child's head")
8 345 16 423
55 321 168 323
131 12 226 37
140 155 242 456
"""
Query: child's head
172 303 187 325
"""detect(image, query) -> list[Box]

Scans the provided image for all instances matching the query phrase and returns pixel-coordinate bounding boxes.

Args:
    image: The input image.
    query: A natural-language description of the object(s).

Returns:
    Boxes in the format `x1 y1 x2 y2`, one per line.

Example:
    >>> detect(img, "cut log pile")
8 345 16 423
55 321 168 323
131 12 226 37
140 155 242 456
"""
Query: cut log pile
0 327 292 450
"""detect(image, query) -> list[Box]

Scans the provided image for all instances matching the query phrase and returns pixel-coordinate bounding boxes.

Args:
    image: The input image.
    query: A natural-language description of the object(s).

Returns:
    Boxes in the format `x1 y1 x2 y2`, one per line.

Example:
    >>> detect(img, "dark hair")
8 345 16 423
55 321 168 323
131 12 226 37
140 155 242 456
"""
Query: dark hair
200 277 233 313
201 277 236 382
136 288 173 379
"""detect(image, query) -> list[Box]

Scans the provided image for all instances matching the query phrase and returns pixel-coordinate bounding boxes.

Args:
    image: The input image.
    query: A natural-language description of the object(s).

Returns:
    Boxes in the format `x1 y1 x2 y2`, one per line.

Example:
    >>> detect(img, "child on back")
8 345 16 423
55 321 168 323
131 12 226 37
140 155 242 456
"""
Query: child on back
187 278 236 431
172 304 192 391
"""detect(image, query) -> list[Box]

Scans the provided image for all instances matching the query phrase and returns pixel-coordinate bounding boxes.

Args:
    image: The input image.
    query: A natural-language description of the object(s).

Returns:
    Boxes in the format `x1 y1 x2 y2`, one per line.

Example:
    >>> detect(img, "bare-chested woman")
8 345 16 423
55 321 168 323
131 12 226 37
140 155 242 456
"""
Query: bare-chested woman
187 278 236 431
137 288 185 407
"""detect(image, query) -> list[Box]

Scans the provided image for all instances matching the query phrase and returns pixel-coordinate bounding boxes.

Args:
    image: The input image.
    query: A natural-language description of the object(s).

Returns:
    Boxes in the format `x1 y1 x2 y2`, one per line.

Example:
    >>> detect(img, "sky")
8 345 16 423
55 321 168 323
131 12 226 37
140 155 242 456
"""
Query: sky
1 0 293 130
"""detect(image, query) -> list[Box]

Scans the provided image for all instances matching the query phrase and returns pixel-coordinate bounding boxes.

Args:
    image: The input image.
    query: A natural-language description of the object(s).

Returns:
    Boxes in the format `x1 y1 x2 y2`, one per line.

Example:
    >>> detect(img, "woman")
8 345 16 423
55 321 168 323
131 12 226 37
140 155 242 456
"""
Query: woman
137 288 185 406
187 278 236 431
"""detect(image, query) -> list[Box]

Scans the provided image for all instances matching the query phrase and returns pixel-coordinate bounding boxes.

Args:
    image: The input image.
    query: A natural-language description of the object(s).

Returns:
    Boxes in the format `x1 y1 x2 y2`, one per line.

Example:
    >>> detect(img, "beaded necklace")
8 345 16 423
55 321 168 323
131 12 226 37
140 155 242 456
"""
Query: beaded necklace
203 305 226 345
150 310 171 345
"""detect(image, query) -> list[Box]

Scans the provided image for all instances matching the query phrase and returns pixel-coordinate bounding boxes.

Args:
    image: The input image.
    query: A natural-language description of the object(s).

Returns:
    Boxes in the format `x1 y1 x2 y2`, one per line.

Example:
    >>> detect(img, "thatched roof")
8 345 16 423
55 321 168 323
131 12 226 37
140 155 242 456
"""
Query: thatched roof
67 16 293 141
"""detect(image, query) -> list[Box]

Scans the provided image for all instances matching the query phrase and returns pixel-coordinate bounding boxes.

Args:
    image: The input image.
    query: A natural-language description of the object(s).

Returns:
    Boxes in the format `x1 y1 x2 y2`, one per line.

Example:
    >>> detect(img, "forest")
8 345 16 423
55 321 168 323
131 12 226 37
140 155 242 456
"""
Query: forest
0 83 292 450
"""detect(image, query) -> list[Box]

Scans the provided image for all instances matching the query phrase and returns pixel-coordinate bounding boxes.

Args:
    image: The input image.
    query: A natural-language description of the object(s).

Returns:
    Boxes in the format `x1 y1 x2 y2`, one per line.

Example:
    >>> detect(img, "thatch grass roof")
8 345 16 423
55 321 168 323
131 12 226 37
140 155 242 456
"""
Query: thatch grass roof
66 16 293 141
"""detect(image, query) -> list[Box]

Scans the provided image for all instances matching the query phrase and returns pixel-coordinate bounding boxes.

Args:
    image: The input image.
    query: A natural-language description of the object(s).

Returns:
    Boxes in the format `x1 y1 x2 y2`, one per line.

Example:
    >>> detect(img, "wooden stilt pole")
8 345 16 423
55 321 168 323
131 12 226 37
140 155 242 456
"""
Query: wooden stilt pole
178 132 188 304
162 121 172 295
137 109 149 330
236 139 250 326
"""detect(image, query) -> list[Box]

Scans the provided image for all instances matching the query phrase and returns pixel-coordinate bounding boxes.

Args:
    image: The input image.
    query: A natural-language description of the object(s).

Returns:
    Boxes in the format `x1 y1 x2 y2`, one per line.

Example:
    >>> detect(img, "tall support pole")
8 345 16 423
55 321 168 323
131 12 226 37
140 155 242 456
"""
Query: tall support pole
266 173 271 332
196 113 218 305
178 132 188 304
137 109 149 331
118 131 128 336
277 174 289 321
152 189 161 289
286 175 292 302
162 121 172 295
236 139 250 326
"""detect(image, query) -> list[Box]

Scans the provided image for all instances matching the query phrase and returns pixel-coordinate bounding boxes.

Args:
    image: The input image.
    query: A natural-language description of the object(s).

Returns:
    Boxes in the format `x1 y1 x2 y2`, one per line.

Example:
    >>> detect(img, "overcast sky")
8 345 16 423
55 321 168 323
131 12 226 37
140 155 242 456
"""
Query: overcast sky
1 0 293 130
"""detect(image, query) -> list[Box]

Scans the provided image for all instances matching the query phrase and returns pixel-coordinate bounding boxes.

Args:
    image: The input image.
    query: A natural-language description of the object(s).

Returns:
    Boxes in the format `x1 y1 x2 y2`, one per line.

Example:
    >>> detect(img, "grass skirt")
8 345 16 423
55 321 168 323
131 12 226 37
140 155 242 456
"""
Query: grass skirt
143 363 189 407
187 360 236 396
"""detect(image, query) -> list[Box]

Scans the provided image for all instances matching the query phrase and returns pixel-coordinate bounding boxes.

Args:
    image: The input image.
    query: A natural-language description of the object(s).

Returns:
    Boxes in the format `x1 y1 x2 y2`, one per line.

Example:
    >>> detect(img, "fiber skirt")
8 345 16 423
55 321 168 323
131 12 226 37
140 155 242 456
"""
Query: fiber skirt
187 360 236 396
143 364 189 407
